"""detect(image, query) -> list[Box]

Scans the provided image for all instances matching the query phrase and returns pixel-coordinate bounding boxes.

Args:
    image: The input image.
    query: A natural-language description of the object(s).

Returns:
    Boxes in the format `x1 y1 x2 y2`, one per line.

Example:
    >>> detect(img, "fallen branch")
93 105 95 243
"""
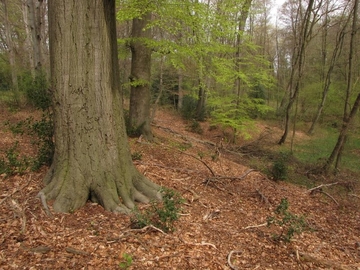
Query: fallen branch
65 247 90 256
321 191 339 205
227 250 242 270
130 224 166 234
308 182 339 194
308 182 339 205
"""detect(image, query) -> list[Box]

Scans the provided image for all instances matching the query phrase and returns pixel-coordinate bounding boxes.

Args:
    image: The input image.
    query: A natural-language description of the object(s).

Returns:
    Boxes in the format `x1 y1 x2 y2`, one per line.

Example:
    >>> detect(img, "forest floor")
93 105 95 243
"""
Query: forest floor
1 105 360 269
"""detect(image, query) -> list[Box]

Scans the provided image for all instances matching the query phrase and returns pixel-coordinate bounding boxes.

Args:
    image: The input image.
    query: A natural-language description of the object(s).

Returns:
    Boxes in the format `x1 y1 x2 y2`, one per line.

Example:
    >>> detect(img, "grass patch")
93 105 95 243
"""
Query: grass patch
293 128 360 173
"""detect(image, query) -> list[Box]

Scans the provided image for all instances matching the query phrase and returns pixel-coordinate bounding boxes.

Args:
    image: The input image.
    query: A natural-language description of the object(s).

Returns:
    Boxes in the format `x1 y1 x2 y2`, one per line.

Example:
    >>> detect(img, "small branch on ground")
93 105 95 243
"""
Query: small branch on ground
65 247 90 256
130 224 166 234
308 182 339 194
227 250 242 270
243 222 267 230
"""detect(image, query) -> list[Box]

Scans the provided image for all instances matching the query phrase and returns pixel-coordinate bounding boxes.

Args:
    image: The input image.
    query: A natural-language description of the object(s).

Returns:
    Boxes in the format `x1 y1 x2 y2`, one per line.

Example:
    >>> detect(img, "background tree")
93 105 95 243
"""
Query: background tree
324 0 360 174
38 0 161 213
129 11 154 140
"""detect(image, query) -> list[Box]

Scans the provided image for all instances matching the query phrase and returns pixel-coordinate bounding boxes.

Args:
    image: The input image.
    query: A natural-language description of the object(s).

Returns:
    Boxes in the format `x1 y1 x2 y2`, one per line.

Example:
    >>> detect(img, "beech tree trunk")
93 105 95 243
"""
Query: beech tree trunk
39 0 161 213
129 12 153 141
2 0 18 91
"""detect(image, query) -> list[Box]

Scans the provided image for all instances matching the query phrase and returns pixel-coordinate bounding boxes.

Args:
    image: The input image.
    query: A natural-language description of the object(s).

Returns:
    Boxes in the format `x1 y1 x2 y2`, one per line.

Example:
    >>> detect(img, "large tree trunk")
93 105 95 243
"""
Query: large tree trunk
129 12 153 141
39 0 161 213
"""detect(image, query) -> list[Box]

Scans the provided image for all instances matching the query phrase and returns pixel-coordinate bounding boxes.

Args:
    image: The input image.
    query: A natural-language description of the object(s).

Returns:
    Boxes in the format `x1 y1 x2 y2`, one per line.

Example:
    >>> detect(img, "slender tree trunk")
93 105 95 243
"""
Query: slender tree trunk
234 0 252 97
278 0 316 145
151 55 164 121
2 0 18 91
129 12 153 141
177 71 184 110
308 7 349 135
324 93 360 173
39 0 160 213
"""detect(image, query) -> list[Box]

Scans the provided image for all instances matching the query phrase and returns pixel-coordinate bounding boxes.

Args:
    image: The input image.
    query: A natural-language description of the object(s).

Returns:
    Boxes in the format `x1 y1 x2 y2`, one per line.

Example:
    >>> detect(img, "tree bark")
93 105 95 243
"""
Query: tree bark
129 12 153 141
39 0 161 213
2 0 18 91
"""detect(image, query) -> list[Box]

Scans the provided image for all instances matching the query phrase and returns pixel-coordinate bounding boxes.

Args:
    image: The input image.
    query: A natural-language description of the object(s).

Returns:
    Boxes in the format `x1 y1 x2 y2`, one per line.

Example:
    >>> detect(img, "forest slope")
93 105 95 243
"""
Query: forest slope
0 106 360 269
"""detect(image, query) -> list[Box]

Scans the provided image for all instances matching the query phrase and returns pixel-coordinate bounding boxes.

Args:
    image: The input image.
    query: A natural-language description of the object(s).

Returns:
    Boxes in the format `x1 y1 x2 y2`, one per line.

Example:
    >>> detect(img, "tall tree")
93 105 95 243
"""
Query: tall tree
278 0 318 145
129 11 154 140
38 0 161 213
307 3 350 134
2 0 18 91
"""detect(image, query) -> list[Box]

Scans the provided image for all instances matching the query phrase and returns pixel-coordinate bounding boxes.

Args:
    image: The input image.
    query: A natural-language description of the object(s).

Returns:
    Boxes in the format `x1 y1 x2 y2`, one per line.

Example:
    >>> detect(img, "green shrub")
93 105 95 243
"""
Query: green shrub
131 188 184 232
0 142 30 176
267 198 310 242
20 71 51 111
118 253 133 269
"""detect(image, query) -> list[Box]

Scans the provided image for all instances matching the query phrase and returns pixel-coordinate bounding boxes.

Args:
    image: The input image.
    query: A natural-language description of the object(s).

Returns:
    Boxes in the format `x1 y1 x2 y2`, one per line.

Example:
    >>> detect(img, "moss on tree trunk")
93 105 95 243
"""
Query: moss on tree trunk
39 0 160 213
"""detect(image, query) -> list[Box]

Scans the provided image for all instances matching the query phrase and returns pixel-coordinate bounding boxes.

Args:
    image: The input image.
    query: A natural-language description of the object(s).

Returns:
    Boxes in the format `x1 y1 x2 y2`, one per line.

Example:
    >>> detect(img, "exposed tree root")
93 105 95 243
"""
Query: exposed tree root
37 191 52 216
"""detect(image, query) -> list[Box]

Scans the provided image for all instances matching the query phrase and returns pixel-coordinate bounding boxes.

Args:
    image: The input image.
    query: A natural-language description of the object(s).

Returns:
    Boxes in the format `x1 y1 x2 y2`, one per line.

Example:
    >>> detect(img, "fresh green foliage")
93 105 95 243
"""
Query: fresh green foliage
293 129 360 173
20 71 51 111
180 95 199 120
118 253 133 269
267 198 310 242
131 188 184 232
0 142 30 176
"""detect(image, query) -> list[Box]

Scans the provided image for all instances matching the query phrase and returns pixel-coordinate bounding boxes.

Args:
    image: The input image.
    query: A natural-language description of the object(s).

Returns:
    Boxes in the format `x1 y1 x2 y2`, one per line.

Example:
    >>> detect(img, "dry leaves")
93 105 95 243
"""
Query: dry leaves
1 107 360 269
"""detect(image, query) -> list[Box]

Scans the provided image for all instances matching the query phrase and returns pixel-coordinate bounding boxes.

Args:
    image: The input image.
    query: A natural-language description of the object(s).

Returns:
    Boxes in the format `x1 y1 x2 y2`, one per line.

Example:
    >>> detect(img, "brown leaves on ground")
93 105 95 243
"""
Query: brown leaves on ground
1 107 360 269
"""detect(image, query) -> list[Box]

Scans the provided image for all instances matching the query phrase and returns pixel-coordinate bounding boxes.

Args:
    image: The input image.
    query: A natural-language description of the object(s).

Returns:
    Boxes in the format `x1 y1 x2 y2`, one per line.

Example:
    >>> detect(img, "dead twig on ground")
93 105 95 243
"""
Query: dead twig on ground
227 250 242 270
243 222 267 230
